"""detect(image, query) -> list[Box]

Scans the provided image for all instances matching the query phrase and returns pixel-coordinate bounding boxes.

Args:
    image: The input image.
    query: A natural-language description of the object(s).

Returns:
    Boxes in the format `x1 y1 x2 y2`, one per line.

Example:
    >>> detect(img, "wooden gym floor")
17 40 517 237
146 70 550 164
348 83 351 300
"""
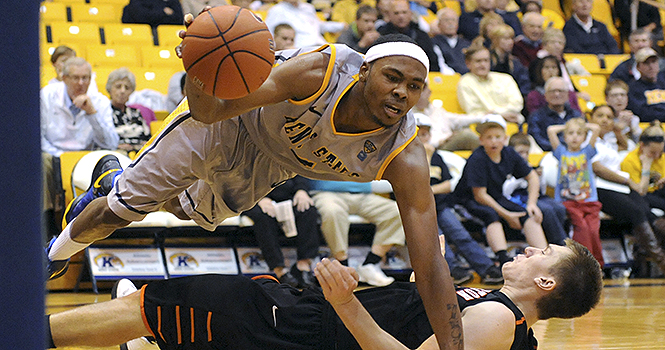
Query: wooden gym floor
46 278 665 350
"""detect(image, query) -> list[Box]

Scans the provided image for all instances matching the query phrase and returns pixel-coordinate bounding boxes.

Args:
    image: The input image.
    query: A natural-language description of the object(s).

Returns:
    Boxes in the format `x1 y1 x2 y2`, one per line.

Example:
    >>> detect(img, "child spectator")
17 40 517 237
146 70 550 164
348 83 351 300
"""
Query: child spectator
449 115 548 267
621 122 665 211
505 133 568 245
547 119 603 265
415 113 503 284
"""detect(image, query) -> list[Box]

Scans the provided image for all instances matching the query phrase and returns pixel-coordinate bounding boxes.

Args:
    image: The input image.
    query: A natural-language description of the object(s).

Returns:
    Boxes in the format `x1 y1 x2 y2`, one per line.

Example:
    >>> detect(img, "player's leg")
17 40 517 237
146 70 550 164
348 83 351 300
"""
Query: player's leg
48 290 152 348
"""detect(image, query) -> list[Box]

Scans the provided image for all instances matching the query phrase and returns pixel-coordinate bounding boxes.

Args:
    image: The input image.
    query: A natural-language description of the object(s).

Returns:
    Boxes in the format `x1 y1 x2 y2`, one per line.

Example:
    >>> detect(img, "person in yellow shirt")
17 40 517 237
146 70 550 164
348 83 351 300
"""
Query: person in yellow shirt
621 121 665 213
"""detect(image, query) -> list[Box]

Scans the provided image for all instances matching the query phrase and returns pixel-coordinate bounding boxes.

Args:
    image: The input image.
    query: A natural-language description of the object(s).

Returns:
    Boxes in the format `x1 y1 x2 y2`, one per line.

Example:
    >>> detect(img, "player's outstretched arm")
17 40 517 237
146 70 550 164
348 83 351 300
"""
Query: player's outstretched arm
382 138 463 350
184 50 331 124
316 259 438 350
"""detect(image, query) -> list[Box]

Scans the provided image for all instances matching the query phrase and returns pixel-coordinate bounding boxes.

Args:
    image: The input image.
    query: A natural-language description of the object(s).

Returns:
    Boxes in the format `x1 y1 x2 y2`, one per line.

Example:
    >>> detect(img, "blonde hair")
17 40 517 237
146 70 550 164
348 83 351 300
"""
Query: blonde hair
564 118 587 133
542 27 566 45
479 12 504 38
488 24 515 45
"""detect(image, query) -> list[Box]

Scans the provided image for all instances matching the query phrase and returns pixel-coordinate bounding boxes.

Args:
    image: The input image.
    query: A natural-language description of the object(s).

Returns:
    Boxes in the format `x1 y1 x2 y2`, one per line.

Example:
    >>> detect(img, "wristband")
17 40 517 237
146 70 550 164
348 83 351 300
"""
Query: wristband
642 171 650 176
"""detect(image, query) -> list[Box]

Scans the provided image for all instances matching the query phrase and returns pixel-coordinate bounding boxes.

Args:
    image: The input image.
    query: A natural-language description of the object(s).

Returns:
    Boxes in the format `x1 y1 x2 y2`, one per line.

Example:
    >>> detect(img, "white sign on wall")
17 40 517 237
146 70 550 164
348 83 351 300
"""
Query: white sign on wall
88 247 166 280
164 247 238 277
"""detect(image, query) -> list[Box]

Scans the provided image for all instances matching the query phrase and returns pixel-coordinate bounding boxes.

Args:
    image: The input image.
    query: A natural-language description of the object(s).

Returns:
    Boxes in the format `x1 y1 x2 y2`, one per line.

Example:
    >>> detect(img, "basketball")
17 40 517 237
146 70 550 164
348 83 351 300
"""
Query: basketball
180 6 275 99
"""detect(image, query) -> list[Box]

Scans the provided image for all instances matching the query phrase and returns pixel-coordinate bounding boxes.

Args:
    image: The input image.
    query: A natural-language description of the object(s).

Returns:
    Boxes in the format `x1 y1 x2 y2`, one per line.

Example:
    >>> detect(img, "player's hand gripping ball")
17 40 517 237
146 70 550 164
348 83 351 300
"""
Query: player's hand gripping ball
180 6 275 99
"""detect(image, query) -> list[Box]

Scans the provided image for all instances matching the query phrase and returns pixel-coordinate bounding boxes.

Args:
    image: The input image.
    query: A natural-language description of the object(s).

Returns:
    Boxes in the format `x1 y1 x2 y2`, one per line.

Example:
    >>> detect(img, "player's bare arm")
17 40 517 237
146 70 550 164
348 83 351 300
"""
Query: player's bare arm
186 51 331 124
458 301 515 350
317 258 439 350
382 137 464 350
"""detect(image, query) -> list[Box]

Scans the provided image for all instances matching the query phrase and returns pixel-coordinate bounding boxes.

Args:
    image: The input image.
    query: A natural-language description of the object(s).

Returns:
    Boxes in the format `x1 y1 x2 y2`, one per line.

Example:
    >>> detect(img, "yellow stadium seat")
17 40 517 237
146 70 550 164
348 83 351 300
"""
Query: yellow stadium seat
41 63 58 88
571 74 607 105
154 110 170 120
141 46 183 69
453 150 472 159
563 53 601 74
542 0 565 18
443 0 461 15
603 54 631 73
70 3 118 23
541 8 565 29
427 72 464 113
133 66 179 94
92 65 116 95
528 152 547 167
150 120 165 136
156 24 186 47
86 44 141 67
640 122 650 130
592 0 620 43
90 0 130 5
49 21 101 45
52 0 87 4
40 42 87 71
252 10 268 20
103 23 154 47
40 2 68 23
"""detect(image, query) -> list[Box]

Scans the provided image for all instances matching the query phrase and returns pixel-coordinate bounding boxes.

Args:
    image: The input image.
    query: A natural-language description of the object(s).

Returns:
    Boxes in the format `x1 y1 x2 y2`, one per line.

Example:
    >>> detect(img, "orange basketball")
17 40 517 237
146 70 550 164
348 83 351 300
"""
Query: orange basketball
180 6 275 99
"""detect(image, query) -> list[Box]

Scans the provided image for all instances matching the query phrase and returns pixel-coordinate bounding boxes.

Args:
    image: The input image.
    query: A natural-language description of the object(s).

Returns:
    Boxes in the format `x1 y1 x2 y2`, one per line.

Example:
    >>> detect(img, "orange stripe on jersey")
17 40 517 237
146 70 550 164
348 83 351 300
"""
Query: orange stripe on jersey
375 129 417 180
157 306 166 343
288 44 336 106
252 275 280 283
207 312 213 342
516 316 525 325
139 285 158 340
176 305 182 344
190 308 195 343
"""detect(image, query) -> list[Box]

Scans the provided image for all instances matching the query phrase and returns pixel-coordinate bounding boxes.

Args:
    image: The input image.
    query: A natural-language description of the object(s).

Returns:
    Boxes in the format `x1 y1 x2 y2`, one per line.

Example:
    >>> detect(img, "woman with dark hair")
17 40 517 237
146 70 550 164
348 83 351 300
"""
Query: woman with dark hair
526 55 581 114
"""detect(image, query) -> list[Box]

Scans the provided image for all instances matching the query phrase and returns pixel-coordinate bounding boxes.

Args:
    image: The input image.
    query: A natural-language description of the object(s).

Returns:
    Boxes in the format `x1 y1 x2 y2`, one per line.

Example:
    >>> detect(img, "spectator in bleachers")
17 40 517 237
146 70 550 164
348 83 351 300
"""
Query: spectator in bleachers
562 0 619 54
415 114 504 285
41 57 118 157
457 39 525 124
494 0 522 36
547 119 604 266
180 0 228 17
615 0 662 49
526 55 581 114
459 0 521 41
520 0 565 30
536 28 591 101
336 5 380 54
528 77 582 151
121 0 184 27
512 12 544 68
106 68 152 155
610 28 657 85
265 0 346 48
242 176 320 289
431 8 471 74
627 48 665 123
411 83 483 151
605 80 642 143
273 23 296 50
41 57 118 237
478 11 505 47
448 115 548 267
588 105 665 274
621 121 665 211
48 45 99 94
331 0 376 24
48 45 75 85
309 179 405 287
488 24 532 96
377 0 440 71
230 0 253 9
506 133 568 245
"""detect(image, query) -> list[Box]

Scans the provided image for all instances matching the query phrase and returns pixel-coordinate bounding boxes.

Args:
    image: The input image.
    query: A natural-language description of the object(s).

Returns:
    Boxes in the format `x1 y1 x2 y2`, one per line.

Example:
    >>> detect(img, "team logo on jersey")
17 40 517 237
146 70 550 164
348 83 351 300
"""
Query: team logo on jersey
93 253 124 270
169 253 199 269
357 140 377 161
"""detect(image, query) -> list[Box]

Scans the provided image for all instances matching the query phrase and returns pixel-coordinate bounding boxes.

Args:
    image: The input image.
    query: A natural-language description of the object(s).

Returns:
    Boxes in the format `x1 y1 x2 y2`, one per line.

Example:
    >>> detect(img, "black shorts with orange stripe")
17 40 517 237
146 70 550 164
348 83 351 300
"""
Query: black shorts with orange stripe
140 274 339 350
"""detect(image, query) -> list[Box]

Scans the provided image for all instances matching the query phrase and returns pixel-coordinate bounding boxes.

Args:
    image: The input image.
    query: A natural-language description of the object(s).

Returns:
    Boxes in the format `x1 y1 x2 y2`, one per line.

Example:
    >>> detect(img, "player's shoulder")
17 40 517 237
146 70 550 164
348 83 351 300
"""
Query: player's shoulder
462 301 516 349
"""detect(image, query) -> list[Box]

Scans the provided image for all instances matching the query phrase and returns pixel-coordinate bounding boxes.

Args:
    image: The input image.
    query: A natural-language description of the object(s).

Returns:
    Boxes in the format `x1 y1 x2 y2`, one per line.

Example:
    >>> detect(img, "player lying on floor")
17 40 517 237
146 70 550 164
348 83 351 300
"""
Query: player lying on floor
46 239 602 350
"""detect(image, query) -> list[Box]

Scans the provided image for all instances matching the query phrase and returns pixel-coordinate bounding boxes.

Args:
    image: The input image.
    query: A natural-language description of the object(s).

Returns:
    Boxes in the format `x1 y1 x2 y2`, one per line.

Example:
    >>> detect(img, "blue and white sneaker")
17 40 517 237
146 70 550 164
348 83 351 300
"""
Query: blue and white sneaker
62 154 123 228
45 236 70 281
112 279 158 350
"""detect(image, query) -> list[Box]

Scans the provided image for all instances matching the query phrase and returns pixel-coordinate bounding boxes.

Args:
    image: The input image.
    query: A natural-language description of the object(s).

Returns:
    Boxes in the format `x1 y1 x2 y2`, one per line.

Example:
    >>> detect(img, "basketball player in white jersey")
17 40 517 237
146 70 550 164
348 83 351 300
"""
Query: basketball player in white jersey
46 11 463 349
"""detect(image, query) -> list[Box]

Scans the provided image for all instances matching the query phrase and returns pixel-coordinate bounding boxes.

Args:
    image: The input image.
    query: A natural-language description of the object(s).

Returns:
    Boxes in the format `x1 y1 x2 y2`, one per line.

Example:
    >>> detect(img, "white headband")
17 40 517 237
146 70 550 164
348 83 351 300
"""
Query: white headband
364 42 430 72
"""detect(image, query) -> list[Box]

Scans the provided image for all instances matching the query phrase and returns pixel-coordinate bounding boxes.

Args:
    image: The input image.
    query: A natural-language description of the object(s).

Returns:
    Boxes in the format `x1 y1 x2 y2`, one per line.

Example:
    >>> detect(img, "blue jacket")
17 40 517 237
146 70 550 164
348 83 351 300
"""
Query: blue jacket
627 74 665 123
562 18 620 54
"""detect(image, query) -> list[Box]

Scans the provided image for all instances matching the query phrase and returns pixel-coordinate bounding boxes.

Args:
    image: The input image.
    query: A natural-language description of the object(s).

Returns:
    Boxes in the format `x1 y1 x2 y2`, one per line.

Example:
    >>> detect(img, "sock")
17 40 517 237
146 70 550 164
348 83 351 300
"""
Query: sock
48 223 90 261
46 315 55 348
362 252 382 266
495 250 511 266
339 259 348 266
